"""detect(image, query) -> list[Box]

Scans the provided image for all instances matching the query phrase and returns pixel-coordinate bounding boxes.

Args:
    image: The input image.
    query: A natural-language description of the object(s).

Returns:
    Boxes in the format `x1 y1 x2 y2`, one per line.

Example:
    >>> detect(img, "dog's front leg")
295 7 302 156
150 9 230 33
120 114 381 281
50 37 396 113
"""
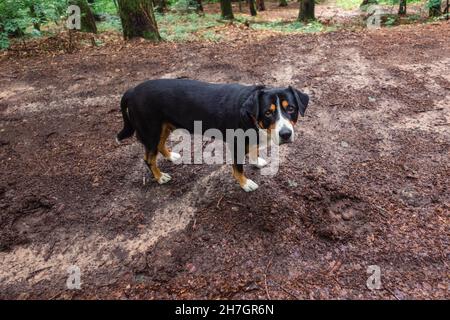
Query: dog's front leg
232 163 258 192
248 143 268 169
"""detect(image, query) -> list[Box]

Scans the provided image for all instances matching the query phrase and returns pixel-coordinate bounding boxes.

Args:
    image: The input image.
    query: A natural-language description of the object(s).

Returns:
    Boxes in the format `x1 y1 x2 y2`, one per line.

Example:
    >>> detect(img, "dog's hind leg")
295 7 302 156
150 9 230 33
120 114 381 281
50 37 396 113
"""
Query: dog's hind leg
144 147 172 184
157 122 181 163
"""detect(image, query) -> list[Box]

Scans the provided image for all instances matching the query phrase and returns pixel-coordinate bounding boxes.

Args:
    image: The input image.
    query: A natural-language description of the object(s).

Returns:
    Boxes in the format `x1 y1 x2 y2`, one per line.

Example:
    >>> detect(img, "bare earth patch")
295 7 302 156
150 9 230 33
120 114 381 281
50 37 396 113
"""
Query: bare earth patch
0 21 449 299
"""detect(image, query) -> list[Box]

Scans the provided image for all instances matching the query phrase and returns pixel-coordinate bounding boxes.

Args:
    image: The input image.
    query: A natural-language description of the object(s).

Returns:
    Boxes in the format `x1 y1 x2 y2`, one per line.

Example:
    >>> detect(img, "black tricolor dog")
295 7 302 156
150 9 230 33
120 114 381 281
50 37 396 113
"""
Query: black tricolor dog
116 79 309 192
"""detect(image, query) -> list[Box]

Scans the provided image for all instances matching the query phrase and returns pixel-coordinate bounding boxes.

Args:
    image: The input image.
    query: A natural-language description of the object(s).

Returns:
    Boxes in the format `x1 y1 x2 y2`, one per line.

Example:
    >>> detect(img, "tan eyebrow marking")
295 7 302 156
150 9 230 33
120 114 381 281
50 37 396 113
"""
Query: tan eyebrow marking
269 104 276 112
282 100 289 108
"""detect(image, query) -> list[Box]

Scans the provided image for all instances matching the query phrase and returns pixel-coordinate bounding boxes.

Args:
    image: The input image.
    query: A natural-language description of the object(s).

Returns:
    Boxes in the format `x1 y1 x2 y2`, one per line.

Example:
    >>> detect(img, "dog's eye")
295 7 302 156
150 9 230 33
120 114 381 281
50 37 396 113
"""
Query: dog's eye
265 110 272 117
286 106 295 113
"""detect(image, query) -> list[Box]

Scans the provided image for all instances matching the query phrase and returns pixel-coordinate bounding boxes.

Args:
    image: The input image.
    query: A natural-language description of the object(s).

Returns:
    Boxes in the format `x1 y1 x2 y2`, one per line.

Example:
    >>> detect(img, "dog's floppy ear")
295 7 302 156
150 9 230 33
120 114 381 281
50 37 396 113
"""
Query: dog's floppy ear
240 86 263 127
289 86 309 117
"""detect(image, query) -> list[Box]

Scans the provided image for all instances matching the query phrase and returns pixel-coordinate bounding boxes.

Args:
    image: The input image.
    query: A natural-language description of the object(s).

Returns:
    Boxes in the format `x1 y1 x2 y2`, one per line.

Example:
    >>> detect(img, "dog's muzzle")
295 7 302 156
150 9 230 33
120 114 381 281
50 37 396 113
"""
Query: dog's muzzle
279 126 293 144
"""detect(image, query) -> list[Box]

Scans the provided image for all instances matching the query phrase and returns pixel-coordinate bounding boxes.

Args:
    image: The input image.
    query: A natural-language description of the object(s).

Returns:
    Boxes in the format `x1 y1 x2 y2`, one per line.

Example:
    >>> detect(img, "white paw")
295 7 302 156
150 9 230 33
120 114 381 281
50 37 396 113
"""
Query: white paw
253 157 268 169
157 172 172 184
241 179 259 192
143 174 148 186
167 152 181 162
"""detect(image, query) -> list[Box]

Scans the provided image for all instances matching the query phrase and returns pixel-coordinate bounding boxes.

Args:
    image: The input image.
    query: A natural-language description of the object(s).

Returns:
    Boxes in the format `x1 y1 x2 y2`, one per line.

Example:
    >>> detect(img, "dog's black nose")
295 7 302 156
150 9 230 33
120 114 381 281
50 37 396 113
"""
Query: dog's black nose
279 128 292 141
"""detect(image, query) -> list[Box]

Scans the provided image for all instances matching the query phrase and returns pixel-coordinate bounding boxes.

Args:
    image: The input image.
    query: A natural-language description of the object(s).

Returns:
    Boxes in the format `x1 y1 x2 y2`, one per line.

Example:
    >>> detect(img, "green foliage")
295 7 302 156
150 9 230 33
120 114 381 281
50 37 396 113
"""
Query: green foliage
426 0 441 8
0 0 67 49
0 1 32 39
91 0 118 15
251 20 326 33
202 30 222 42
384 15 398 26
0 32 10 49
157 12 222 41
407 13 422 21
172 0 192 12
96 15 122 32
335 0 423 10
335 0 362 10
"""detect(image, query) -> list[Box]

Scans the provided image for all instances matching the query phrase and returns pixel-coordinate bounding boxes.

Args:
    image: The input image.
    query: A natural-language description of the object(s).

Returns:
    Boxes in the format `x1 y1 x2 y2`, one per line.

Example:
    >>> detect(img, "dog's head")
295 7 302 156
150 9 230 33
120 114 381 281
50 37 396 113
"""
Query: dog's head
241 86 309 145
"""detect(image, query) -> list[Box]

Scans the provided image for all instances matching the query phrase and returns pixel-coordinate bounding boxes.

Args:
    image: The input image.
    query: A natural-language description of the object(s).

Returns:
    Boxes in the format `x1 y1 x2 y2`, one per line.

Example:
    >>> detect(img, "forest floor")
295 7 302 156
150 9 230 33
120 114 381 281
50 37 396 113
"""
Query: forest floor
0 14 449 299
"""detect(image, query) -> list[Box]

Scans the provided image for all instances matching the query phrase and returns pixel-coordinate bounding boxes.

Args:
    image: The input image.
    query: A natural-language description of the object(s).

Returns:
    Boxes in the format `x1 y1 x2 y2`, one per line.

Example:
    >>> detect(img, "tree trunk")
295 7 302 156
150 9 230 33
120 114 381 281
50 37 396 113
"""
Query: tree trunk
117 0 160 40
257 0 266 11
444 0 449 19
70 0 97 33
29 4 43 31
279 0 288 7
398 0 406 15
196 0 204 13
429 0 442 17
154 0 167 13
360 0 378 7
298 0 315 21
248 0 257 16
220 0 234 19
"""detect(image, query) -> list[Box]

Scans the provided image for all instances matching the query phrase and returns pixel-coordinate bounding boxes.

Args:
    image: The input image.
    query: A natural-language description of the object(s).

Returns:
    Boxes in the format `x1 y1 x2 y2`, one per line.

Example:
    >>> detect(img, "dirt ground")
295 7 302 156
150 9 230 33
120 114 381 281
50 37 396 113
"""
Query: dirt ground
0 13 449 299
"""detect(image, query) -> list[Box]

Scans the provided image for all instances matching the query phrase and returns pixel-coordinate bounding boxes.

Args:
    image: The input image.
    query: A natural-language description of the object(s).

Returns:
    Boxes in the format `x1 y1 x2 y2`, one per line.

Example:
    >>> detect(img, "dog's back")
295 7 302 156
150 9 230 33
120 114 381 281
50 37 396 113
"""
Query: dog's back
128 79 257 132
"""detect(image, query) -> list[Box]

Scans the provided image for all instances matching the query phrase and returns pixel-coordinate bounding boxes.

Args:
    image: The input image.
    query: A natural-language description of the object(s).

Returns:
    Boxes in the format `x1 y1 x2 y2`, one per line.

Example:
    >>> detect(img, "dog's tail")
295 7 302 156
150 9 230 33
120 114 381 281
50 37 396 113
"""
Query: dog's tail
116 91 135 143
